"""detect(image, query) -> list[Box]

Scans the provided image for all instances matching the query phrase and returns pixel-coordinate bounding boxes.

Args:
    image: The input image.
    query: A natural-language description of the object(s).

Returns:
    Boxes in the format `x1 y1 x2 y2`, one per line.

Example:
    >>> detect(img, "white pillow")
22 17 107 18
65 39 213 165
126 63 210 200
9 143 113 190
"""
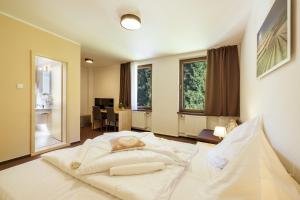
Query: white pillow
207 116 262 169
109 162 165 176
78 150 175 175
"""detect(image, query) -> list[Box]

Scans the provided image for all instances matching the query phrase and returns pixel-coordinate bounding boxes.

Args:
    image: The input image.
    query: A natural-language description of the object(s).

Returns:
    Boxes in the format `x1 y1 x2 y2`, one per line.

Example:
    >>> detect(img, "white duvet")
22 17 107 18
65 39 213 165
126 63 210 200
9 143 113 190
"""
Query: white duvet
42 132 198 200
0 141 214 200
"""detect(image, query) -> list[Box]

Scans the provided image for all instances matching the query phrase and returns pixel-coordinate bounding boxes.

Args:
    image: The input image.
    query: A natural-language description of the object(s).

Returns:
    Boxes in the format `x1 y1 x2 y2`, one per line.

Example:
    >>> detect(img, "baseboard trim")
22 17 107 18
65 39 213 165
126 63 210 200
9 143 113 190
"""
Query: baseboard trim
0 154 31 165
131 127 148 131
71 141 82 146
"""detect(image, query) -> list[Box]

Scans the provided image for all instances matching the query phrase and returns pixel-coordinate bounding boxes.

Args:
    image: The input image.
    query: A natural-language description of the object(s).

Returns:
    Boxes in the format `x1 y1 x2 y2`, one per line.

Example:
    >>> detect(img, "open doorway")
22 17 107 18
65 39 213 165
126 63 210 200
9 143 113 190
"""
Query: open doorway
32 55 67 154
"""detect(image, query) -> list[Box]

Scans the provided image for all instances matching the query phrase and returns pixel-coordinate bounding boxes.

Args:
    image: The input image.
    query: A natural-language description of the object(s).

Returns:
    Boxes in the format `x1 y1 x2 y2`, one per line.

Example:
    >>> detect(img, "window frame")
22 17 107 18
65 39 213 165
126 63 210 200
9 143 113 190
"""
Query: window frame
137 64 152 111
179 57 207 114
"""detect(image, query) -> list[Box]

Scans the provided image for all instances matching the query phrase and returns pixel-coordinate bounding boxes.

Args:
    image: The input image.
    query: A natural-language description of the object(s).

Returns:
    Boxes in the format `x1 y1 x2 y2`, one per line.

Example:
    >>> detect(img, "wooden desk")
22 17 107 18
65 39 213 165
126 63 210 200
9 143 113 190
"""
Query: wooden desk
92 109 132 131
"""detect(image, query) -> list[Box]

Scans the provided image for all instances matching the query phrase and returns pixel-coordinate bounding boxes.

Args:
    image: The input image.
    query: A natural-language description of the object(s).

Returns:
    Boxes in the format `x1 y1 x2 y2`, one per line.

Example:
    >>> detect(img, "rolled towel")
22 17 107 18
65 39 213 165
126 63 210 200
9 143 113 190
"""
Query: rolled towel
109 162 165 176
70 139 92 169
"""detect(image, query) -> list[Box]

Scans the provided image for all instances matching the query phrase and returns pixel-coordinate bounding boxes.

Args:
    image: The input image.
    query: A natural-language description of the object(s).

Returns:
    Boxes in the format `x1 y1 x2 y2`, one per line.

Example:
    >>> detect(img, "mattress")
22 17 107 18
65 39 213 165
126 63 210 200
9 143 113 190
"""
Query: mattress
0 141 215 200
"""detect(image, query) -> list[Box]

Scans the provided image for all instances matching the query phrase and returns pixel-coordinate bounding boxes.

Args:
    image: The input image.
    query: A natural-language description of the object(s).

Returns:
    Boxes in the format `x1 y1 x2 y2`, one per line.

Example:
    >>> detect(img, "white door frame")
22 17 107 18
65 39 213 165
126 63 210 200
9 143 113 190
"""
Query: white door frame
30 51 70 156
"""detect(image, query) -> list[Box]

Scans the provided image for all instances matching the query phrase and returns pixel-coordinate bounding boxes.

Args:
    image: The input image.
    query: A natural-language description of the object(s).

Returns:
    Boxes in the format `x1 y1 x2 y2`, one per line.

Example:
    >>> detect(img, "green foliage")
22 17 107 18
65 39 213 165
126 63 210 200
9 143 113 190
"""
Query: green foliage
137 67 152 108
183 61 207 111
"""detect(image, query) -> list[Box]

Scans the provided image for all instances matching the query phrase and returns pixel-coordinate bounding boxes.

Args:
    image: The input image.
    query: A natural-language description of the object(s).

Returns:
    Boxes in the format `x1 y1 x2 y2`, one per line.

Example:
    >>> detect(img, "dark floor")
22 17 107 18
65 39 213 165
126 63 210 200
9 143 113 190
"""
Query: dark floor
79 126 197 144
0 127 196 171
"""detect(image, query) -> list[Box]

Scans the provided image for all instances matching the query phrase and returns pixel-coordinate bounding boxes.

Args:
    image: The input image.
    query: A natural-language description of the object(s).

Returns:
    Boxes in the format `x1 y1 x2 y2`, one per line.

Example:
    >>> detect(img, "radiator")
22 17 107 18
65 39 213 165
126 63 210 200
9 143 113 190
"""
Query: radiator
179 115 207 136
132 111 147 129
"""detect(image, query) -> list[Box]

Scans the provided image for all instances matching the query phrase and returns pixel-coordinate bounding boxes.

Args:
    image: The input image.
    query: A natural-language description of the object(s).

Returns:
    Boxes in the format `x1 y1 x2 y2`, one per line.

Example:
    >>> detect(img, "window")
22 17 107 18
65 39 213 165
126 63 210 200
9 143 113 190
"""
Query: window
179 57 207 113
137 64 152 110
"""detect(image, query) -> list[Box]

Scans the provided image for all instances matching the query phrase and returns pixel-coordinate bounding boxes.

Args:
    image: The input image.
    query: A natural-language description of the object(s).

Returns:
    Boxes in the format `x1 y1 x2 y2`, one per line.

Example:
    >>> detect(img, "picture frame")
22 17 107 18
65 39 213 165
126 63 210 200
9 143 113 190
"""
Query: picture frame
257 0 291 79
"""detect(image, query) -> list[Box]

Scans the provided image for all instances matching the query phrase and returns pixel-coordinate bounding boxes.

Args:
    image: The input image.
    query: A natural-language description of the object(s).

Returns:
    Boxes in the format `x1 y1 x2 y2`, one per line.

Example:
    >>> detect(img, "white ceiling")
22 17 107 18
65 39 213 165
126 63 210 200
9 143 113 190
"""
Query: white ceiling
0 0 254 67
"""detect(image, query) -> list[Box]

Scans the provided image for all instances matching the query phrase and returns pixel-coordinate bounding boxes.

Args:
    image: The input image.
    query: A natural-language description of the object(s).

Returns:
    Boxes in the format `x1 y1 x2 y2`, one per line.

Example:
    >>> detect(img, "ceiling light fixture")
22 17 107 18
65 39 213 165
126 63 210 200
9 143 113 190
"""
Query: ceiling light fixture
120 14 141 30
85 58 93 64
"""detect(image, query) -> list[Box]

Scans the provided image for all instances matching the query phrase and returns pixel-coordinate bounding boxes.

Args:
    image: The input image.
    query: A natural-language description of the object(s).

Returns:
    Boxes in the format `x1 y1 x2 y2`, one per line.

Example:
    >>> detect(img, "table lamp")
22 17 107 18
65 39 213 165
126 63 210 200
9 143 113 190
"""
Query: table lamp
213 126 227 139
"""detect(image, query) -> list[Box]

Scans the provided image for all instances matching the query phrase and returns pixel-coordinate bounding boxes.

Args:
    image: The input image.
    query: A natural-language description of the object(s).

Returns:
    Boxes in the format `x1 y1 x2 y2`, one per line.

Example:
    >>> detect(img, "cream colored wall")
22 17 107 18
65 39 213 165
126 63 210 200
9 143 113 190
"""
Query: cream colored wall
81 65 94 117
0 14 81 162
87 66 95 115
240 0 300 182
81 66 89 115
93 64 120 110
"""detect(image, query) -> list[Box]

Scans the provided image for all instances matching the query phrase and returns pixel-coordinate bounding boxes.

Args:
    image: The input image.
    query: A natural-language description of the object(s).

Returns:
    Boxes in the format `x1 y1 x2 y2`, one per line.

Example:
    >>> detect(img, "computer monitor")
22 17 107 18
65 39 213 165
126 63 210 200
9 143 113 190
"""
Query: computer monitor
95 98 114 109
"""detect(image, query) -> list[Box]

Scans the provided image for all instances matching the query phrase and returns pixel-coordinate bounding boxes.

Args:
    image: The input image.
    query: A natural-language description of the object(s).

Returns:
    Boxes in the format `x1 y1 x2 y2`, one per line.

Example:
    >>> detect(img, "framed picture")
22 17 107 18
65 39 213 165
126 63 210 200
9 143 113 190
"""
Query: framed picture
257 0 291 78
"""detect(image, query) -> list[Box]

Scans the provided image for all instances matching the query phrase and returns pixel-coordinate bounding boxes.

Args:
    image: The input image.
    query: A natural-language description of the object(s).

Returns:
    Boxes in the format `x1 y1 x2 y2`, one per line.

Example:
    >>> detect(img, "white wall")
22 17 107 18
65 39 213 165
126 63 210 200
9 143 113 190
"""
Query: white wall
240 0 300 182
93 64 120 110
134 50 206 136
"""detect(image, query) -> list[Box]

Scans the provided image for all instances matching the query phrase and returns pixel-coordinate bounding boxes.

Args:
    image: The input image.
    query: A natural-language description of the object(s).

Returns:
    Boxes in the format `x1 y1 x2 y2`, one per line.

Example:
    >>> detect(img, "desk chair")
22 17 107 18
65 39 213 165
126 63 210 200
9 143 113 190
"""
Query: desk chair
105 107 118 132
92 106 105 131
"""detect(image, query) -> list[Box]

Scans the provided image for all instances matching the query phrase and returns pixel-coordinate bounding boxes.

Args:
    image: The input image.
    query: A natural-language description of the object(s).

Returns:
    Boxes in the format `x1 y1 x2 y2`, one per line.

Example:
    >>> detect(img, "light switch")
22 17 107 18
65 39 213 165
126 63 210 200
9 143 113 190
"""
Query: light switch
16 83 24 89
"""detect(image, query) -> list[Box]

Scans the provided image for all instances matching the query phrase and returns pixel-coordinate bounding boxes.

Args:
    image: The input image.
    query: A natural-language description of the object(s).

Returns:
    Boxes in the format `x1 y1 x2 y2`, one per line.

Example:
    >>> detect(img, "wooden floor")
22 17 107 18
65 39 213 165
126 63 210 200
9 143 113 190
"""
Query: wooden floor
0 127 196 171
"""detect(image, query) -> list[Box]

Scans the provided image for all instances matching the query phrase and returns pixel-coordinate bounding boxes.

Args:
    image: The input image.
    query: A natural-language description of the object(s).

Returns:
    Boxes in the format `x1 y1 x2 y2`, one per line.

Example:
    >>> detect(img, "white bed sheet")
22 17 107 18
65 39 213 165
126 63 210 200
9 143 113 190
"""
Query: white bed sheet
0 141 214 200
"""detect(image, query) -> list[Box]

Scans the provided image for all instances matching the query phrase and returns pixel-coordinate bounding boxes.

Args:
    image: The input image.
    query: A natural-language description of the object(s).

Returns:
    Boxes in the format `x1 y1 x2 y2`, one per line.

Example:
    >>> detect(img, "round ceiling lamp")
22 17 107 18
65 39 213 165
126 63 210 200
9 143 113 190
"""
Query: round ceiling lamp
120 14 141 30
85 58 93 64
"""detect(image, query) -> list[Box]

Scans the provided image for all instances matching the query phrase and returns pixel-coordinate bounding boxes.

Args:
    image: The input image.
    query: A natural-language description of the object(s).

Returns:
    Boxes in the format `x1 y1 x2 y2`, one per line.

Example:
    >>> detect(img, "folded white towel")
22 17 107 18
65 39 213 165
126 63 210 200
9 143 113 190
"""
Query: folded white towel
70 139 92 169
109 162 165 176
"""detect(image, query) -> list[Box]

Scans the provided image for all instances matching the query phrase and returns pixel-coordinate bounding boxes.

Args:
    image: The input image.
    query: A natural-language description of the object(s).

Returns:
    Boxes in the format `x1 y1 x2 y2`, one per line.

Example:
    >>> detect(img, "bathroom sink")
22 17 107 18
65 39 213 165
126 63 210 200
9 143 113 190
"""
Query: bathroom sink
35 108 52 112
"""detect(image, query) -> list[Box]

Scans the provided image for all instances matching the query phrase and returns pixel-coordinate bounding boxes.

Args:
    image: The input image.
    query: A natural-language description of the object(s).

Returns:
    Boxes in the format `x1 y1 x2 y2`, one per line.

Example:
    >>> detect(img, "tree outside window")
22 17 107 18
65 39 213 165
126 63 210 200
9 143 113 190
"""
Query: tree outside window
180 58 207 113
137 64 152 109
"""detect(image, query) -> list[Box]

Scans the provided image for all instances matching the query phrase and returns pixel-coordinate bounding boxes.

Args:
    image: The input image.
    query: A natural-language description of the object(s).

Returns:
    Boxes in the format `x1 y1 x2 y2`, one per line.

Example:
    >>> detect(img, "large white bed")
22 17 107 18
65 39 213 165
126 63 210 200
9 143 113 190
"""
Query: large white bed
0 117 299 200
0 140 214 200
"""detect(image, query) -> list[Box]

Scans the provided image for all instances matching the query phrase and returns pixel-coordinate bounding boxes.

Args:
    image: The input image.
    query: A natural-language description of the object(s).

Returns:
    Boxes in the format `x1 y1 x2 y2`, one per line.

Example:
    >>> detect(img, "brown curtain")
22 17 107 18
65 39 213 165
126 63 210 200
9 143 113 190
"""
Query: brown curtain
119 62 131 109
205 45 240 116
